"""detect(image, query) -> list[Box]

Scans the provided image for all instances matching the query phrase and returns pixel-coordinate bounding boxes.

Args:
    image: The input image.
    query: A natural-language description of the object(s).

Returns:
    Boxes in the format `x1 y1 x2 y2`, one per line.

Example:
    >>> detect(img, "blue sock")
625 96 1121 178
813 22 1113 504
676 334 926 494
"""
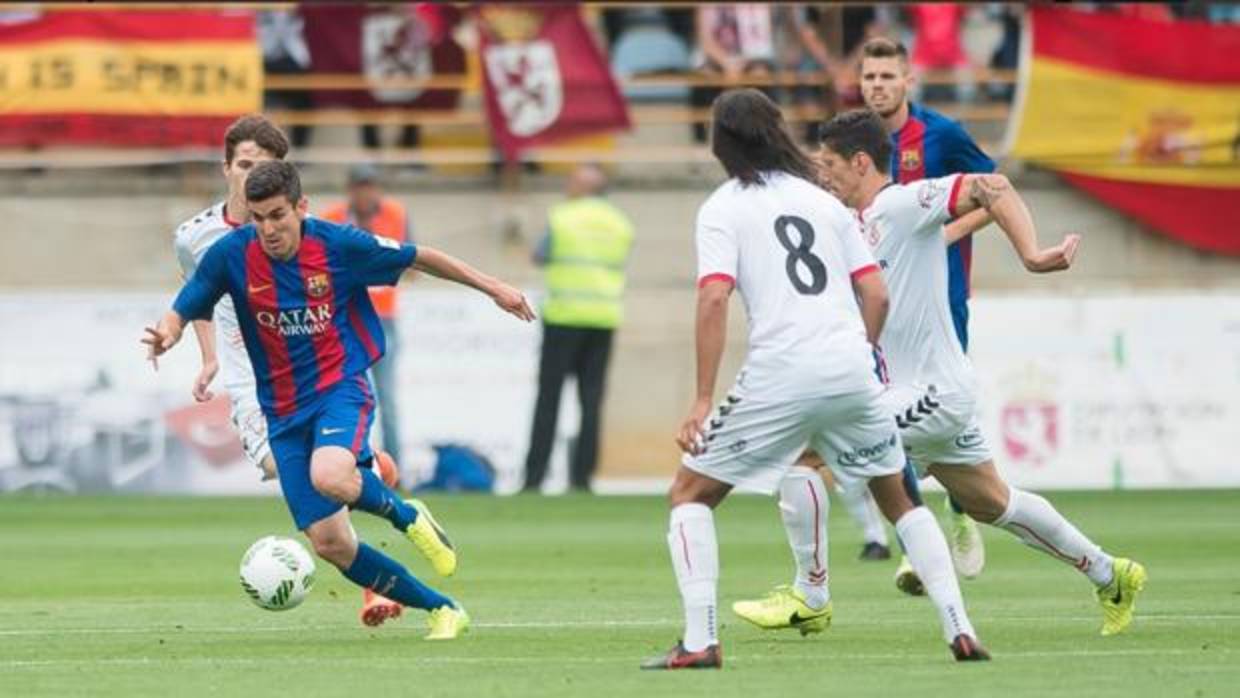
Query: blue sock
354 466 418 531
897 460 925 554
901 461 925 507
343 543 454 611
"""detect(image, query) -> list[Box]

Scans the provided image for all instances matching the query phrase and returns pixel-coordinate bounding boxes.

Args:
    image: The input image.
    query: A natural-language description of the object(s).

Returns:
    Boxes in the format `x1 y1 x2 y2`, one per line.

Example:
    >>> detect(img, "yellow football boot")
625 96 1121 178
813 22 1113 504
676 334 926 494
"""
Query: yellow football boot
893 555 925 596
732 585 832 636
425 604 470 640
404 499 457 577
1097 557 1147 636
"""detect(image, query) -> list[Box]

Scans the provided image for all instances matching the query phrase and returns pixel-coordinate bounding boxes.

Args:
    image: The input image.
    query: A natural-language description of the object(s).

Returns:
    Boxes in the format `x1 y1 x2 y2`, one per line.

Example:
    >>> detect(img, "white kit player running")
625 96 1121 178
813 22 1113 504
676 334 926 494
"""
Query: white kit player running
174 119 284 480
807 109 1145 637
173 115 403 628
642 90 985 671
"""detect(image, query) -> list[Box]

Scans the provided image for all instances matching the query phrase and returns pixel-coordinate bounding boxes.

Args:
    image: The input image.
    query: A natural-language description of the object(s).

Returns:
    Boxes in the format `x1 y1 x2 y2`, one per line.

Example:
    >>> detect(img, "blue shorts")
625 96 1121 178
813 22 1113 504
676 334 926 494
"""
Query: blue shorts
270 374 377 531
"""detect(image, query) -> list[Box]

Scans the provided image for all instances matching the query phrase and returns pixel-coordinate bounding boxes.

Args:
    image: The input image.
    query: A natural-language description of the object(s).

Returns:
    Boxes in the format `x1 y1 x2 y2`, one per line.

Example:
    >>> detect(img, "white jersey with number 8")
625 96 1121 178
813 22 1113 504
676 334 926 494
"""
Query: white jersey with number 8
695 171 882 401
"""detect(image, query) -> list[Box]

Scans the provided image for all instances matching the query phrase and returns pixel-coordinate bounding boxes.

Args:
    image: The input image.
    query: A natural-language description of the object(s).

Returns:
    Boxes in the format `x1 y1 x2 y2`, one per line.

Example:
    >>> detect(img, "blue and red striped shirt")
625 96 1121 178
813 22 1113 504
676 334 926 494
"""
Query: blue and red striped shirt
888 102 994 350
173 216 415 430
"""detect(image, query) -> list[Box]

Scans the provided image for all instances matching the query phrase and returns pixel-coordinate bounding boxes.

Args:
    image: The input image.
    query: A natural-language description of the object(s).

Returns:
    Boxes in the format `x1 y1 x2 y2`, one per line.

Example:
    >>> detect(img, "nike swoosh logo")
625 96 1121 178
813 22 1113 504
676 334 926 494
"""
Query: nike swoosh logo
1110 561 1128 604
248 284 272 293
789 611 820 625
321 428 346 435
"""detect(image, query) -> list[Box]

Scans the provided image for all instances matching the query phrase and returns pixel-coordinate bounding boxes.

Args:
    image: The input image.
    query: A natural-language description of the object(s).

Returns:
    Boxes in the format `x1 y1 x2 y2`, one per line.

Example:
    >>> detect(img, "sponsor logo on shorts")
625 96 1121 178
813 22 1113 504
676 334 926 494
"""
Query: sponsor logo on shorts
954 427 984 450
837 433 898 468
727 439 748 455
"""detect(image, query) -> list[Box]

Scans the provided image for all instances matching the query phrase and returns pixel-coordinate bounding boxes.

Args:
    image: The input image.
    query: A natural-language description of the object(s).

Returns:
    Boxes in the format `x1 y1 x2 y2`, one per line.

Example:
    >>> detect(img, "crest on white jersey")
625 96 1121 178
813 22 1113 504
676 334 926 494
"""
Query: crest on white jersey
484 40 563 137
917 179 945 209
862 218 881 247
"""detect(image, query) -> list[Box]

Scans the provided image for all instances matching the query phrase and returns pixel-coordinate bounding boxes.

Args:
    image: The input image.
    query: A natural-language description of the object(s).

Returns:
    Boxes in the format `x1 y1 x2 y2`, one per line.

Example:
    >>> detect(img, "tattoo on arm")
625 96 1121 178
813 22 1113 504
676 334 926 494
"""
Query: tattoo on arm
969 175 1011 210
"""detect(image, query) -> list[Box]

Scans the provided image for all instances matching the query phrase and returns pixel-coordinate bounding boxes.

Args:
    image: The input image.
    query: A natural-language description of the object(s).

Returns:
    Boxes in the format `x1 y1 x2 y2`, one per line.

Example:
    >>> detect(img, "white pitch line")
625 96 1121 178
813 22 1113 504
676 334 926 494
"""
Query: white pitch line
0 619 672 637
2 647 1235 670
0 613 1237 637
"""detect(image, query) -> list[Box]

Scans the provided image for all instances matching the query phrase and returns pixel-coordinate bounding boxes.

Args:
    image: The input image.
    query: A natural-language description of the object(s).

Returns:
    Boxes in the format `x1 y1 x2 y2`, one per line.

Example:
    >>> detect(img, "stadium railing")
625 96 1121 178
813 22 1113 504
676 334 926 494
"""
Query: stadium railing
0 69 1014 169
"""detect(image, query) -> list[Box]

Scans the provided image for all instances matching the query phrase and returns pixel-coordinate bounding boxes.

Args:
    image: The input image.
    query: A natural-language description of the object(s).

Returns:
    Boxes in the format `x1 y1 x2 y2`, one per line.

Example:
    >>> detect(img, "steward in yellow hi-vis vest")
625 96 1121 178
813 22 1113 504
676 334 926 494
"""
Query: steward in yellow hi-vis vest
524 165 635 493
541 196 635 328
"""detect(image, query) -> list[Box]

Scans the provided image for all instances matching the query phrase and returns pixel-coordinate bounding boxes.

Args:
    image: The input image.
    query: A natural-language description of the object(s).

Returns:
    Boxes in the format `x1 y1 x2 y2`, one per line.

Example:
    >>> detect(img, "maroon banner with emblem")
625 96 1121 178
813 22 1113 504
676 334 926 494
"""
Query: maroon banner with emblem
475 5 630 160
300 3 464 111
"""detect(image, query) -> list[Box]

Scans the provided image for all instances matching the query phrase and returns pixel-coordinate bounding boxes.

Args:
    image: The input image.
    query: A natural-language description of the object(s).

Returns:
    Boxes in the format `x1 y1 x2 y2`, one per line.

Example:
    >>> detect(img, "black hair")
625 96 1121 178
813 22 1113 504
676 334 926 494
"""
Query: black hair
223 114 290 164
816 109 893 175
245 160 302 204
710 88 817 186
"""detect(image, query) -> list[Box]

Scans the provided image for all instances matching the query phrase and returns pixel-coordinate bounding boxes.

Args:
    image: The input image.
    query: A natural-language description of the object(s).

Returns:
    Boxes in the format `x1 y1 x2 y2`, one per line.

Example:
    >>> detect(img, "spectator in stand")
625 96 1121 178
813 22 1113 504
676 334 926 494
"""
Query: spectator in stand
320 164 412 465
689 4 777 143
258 7 313 148
770 5 834 139
985 4 1022 102
906 3 975 103
822 4 895 108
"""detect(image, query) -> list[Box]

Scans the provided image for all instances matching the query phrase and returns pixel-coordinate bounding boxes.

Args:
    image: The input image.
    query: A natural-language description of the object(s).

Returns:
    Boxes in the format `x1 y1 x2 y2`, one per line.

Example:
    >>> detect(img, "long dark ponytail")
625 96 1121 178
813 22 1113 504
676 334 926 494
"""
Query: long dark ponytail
710 88 816 187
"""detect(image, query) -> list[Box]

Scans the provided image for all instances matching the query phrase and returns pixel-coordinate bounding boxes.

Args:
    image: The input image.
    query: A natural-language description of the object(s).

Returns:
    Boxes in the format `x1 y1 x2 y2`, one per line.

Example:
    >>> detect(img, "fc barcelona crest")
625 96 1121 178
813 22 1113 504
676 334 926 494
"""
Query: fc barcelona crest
306 273 331 298
901 148 921 171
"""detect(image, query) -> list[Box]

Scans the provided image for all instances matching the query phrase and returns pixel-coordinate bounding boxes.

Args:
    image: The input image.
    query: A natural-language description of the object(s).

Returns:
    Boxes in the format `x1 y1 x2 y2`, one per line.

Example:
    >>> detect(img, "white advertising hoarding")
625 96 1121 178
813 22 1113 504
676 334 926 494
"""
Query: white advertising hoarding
969 294 1240 489
0 291 1235 493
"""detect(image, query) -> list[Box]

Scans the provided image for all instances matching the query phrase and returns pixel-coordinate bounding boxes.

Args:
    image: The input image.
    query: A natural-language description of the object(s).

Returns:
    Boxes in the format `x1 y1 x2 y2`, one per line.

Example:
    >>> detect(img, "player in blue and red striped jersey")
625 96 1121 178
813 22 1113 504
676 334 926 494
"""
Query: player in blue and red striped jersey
143 161 535 640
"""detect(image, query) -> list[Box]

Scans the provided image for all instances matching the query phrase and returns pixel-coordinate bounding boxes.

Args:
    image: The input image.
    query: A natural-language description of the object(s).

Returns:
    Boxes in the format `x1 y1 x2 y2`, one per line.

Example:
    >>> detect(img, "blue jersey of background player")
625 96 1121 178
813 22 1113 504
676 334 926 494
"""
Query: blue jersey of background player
143 160 536 640
887 102 994 350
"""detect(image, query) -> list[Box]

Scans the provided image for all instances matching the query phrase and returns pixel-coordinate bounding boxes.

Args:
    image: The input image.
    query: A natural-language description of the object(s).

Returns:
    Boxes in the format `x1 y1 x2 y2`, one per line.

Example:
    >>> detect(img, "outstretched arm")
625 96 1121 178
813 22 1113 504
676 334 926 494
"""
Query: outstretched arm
678 279 732 455
189 320 218 401
412 245 535 321
943 208 993 246
952 173 1080 273
142 310 187 370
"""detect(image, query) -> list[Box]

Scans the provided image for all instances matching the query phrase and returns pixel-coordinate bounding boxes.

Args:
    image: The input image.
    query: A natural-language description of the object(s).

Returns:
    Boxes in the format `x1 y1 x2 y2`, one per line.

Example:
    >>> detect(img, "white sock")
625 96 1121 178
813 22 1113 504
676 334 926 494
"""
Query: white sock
836 480 889 546
896 506 976 643
994 486 1114 587
778 466 830 609
668 503 719 651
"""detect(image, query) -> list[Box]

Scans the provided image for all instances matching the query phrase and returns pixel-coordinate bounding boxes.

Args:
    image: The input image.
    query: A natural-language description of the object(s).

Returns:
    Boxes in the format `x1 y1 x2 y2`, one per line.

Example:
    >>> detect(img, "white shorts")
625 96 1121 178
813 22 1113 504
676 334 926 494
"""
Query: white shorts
229 390 272 474
683 383 905 495
882 383 992 475
218 332 272 476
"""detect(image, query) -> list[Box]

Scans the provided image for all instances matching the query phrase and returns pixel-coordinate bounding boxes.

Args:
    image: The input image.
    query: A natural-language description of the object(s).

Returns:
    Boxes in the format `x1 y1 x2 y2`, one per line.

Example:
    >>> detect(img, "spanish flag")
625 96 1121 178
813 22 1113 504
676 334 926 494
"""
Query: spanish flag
1008 7 1240 255
0 9 260 147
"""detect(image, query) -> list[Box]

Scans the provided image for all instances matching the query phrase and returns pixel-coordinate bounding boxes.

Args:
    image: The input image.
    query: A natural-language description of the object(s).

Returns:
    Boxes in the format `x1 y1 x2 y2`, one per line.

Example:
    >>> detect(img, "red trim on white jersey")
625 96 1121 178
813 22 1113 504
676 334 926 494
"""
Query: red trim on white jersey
697 273 736 289
850 264 880 282
222 205 243 229
947 175 966 219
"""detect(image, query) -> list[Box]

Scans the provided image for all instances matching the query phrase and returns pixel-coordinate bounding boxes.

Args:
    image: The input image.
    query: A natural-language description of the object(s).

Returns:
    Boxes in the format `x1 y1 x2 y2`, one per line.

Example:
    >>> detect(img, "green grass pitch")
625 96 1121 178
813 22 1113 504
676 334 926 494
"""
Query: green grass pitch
2 490 1237 697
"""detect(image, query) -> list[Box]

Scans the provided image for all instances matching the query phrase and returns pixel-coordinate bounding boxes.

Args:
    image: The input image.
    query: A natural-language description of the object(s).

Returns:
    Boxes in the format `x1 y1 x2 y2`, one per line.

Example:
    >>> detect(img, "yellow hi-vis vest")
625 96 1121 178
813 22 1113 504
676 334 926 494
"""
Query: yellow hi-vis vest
542 196 634 329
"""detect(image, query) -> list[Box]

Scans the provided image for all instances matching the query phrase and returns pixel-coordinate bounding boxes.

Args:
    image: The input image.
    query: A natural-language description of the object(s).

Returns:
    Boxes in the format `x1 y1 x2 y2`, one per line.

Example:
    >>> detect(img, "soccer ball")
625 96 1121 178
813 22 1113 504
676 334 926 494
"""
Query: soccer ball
239 536 316 611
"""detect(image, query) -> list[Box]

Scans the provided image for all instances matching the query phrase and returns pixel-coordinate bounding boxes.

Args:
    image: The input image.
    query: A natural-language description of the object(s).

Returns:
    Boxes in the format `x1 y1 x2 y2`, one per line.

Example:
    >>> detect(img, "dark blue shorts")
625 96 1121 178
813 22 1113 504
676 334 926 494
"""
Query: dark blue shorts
270 374 377 530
